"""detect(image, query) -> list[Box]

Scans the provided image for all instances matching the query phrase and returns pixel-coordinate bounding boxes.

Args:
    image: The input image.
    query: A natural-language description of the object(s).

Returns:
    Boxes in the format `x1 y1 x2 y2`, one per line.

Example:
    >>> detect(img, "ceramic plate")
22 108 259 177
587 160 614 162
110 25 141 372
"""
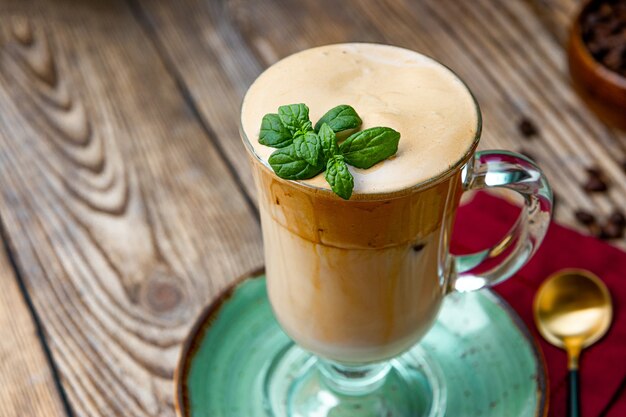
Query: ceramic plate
175 270 547 417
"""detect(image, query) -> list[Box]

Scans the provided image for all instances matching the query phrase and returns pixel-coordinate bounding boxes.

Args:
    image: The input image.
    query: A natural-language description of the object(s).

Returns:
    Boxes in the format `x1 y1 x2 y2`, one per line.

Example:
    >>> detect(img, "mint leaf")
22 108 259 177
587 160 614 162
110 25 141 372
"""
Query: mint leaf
268 145 323 180
314 105 362 133
293 131 322 167
318 123 339 162
278 104 312 135
325 155 354 200
339 127 400 169
259 113 292 148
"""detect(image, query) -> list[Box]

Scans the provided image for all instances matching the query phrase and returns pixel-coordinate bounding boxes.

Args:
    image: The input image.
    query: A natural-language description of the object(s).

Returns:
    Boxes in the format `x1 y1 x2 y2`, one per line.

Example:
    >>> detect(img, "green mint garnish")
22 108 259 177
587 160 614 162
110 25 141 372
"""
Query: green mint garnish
259 114 292 148
259 103 400 200
325 155 354 200
314 105 362 133
268 144 323 180
339 127 400 169
318 123 339 162
278 104 313 136
294 131 323 167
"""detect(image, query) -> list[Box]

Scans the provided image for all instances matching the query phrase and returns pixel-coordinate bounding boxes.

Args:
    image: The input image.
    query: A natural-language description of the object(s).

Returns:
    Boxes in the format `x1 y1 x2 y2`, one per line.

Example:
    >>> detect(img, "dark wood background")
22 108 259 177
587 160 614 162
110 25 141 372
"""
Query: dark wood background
0 0 623 415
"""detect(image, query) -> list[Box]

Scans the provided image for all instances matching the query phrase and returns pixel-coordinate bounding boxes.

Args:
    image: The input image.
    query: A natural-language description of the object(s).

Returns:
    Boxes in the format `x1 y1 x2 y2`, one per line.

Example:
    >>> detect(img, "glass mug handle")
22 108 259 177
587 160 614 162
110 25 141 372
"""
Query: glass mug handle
450 150 553 292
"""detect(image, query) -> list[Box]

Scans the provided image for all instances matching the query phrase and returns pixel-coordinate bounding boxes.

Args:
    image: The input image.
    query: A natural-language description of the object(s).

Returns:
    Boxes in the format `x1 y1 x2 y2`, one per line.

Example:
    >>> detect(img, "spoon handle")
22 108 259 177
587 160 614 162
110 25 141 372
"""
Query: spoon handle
568 369 580 417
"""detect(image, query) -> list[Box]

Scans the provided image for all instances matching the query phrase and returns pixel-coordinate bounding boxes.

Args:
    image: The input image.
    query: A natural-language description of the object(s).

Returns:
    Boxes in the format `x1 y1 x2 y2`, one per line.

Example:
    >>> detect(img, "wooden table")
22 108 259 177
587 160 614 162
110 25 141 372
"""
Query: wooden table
0 0 623 415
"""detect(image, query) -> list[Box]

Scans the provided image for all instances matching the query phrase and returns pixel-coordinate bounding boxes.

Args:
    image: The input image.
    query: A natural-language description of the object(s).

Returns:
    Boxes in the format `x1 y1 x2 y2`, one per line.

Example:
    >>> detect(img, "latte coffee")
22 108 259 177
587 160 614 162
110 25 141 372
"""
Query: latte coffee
241 43 479 363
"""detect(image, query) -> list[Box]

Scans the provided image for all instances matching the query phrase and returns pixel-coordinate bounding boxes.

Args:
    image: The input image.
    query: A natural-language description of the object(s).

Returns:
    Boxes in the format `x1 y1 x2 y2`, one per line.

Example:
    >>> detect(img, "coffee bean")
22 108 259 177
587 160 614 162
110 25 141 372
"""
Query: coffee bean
599 3 613 18
609 210 626 227
599 222 624 239
518 117 539 138
583 176 608 192
583 166 609 192
586 41 609 56
575 210 596 225
603 45 625 70
598 228 610 240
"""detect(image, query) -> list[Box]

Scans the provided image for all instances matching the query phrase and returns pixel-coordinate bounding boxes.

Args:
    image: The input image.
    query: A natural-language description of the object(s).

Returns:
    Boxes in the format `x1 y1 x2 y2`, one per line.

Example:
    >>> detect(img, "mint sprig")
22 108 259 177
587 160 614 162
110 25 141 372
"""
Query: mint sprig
260 103 400 200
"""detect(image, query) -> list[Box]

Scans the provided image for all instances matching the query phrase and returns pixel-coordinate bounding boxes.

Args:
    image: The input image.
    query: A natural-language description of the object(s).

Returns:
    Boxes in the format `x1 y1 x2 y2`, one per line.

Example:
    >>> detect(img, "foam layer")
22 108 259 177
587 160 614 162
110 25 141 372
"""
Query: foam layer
241 43 479 194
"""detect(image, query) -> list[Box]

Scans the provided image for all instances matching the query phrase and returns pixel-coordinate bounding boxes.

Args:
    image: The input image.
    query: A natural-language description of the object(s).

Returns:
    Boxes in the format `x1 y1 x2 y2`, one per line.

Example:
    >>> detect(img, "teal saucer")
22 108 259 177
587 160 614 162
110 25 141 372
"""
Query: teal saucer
175 270 547 417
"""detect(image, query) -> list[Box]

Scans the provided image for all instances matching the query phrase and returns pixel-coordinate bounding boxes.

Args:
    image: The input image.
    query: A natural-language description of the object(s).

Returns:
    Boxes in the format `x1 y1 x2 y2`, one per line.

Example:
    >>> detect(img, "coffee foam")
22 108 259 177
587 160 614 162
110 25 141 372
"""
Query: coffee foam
241 43 479 194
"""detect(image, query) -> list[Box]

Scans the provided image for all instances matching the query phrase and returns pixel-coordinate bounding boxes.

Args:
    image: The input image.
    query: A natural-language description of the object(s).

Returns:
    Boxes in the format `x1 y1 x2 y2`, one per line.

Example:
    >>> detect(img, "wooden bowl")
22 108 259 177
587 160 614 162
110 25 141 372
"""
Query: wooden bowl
568 0 626 130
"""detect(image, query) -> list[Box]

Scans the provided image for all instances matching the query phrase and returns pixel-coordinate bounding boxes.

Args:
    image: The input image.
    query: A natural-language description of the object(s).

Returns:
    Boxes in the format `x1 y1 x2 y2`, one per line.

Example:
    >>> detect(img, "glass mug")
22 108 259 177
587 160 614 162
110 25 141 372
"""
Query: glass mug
241 45 552 417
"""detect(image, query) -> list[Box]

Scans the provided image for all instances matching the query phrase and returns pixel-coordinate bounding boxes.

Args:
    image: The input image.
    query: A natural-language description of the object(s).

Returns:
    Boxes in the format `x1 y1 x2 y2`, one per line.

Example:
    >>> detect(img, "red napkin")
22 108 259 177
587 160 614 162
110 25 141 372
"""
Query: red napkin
452 192 626 417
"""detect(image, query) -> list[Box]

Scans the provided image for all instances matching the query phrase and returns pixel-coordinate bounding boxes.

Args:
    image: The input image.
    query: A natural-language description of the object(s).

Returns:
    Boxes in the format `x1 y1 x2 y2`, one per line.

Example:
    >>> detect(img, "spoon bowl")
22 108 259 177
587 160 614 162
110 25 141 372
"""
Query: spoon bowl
534 269 612 349
534 268 613 417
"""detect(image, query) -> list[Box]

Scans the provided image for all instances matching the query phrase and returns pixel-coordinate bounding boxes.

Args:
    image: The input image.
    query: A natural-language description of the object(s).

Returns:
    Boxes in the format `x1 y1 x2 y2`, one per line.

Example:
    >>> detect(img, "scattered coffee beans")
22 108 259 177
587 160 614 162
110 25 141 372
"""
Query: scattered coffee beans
600 222 624 239
576 207 626 240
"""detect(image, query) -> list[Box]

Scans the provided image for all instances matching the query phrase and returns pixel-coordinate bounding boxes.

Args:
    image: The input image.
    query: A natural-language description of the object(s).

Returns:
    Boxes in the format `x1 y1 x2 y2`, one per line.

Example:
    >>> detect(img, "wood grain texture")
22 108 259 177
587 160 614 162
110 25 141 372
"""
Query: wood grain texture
0 1 263 416
0 238 68 417
138 0 626 245
525 0 580 44
0 0 623 415
130 0 265 200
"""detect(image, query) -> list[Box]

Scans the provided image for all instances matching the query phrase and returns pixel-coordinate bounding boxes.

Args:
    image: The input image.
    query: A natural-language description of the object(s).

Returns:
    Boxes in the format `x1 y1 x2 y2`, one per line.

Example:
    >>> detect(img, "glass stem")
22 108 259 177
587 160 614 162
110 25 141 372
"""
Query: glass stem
317 359 391 396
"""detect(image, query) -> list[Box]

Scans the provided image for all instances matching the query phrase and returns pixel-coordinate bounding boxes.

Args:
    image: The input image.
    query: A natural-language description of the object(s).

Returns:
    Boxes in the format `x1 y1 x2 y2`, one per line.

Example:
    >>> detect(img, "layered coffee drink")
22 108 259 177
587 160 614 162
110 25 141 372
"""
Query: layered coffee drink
241 43 479 364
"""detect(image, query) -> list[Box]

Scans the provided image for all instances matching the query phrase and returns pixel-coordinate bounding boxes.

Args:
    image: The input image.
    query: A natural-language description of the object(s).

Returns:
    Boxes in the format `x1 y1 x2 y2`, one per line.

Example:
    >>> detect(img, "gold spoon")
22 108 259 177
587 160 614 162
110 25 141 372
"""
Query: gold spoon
534 269 612 417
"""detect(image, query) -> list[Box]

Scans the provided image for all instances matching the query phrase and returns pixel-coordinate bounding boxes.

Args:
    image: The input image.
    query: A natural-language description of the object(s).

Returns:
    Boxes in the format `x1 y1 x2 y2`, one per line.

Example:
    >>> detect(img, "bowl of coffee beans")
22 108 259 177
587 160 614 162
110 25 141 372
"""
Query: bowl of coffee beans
568 0 626 129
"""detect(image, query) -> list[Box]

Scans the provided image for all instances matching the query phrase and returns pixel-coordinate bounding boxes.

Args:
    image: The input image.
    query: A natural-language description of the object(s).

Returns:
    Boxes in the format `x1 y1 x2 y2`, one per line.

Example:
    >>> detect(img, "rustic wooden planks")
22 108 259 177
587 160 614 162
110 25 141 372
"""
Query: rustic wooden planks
129 0 265 200
0 238 68 417
0 1 263 416
138 0 626 244
0 0 623 416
